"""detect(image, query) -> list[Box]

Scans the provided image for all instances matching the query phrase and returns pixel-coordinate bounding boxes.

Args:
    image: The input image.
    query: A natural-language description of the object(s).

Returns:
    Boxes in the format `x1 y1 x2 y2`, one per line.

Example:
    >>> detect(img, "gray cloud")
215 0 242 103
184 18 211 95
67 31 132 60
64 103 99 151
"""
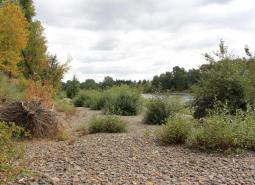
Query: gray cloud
34 0 255 81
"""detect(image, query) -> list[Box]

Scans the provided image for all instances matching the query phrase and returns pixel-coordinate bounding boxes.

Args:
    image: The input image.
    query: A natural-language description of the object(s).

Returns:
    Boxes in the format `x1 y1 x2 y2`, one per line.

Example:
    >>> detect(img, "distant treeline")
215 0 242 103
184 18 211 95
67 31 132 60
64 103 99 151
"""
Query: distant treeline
61 66 201 95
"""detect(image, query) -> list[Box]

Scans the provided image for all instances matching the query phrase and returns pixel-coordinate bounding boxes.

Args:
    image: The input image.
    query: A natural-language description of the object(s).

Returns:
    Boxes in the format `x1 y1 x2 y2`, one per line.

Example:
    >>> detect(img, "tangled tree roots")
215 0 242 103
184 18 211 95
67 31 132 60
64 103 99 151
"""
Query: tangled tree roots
0 101 61 138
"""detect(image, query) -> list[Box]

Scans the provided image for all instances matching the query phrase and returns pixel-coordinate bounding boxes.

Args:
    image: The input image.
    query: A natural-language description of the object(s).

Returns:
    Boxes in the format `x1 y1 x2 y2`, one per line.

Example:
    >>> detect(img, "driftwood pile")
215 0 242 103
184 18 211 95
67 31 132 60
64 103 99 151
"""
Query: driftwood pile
0 101 61 138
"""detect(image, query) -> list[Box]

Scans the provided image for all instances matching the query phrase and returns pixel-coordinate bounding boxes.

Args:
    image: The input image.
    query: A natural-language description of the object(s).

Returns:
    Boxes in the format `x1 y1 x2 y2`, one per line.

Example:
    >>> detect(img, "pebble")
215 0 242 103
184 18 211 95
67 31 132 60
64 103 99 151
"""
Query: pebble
9 108 255 185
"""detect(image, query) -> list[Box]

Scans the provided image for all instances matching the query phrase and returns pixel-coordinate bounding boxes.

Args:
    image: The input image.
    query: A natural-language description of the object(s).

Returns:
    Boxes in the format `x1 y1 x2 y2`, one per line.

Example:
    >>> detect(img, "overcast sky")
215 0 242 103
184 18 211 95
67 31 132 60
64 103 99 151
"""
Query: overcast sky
34 0 255 82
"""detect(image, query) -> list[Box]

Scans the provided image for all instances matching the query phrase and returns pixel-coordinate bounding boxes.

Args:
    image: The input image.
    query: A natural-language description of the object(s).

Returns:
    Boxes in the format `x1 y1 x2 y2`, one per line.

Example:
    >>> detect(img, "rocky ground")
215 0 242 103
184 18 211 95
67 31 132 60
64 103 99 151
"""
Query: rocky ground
11 108 255 185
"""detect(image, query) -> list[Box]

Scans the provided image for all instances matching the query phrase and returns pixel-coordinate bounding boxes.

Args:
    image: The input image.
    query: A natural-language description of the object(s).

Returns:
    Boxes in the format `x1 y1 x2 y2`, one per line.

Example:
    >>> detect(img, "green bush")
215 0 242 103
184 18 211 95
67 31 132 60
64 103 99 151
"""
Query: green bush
0 122 26 182
103 86 142 116
143 96 182 125
73 90 105 110
73 93 86 107
73 86 142 115
88 115 127 133
192 57 254 118
156 116 192 145
187 108 255 152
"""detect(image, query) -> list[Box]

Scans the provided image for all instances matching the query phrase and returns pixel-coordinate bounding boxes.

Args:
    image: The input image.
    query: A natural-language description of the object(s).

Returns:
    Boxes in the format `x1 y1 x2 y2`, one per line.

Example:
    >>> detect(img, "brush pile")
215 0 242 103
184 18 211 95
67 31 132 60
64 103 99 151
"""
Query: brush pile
0 101 61 138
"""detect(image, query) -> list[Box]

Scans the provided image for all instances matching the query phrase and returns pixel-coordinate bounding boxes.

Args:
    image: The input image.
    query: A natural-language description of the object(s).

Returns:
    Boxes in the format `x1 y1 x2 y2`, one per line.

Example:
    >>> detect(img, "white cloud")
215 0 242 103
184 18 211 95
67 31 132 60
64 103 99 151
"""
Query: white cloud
34 0 255 81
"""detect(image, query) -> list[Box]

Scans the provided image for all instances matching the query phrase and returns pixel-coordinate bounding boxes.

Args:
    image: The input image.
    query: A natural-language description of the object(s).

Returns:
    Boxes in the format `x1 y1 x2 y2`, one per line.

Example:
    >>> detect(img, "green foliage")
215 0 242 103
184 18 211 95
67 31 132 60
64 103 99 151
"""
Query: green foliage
19 20 47 80
55 98 75 117
143 96 182 125
187 108 255 152
101 76 114 89
80 79 98 90
0 72 24 102
0 122 27 182
156 116 192 145
151 66 200 92
73 90 105 110
73 86 142 115
66 76 80 99
193 41 255 118
18 0 36 22
73 93 86 107
103 86 142 116
88 115 127 133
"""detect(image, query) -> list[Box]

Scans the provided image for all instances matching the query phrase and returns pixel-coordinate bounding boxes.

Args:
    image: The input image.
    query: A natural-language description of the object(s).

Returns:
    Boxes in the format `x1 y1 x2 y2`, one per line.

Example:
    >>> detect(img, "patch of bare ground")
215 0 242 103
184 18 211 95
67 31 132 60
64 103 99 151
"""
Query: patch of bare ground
10 108 255 185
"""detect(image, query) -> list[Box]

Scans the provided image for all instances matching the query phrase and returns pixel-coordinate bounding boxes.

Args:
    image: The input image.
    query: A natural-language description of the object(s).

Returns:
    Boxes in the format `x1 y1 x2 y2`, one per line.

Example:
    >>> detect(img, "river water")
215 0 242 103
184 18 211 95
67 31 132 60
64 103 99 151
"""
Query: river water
142 94 194 103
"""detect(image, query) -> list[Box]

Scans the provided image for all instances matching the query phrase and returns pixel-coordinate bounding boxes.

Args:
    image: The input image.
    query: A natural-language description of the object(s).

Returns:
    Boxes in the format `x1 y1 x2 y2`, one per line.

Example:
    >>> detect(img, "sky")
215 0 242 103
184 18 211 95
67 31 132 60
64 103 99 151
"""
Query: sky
34 0 255 82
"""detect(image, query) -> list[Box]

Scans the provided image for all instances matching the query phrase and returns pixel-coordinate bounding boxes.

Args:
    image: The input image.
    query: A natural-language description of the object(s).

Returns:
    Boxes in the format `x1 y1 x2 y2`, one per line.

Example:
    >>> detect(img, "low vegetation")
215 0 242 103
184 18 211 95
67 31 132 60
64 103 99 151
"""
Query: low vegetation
143 96 182 125
55 98 75 117
0 73 24 103
88 115 127 133
187 108 255 152
0 122 27 183
156 116 192 145
103 86 142 116
73 86 142 116
156 107 255 152
75 122 89 136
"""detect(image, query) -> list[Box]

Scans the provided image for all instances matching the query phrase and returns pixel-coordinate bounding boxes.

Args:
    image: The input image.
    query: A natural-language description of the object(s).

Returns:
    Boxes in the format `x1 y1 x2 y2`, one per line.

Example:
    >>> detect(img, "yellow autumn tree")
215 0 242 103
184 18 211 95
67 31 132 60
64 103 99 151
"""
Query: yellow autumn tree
0 1 28 78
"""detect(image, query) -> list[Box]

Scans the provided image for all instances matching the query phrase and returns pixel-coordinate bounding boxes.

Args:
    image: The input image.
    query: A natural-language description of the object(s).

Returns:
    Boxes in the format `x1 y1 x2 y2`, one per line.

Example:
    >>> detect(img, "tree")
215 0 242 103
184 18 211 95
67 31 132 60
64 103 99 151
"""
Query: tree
81 79 98 90
0 1 28 77
66 76 80 99
18 0 35 22
172 66 188 91
102 76 114 88
41 55 69 90
19 20 47 79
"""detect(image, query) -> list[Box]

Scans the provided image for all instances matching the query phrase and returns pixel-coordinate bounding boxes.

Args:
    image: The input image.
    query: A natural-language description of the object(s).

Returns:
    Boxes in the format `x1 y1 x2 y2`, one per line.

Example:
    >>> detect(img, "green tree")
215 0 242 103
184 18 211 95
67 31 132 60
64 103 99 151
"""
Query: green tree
81 79 98 90
19 20 47 79
66 76 80 99
172 66 188 91
102 76 114 88
41 55 69 90
18 0 35 22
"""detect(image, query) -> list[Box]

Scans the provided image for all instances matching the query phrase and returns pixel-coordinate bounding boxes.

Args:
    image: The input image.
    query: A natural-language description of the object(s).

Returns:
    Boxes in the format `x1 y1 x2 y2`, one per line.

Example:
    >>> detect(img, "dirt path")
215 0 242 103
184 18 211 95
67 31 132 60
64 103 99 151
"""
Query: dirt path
13 108 255 185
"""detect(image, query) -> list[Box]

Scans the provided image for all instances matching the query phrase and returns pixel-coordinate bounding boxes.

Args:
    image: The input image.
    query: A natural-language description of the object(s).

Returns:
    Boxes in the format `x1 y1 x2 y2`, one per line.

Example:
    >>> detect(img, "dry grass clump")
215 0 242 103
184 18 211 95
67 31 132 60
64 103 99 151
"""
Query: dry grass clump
75 122 89 136
0 101 61 138
55 98 76 118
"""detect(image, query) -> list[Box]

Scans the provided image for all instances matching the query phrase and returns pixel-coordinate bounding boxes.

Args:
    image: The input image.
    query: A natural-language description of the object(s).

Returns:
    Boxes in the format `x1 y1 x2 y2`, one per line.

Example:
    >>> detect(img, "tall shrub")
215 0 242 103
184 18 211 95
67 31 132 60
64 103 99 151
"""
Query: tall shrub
193 48 254 118
144 96 182 125
103 86 142 116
